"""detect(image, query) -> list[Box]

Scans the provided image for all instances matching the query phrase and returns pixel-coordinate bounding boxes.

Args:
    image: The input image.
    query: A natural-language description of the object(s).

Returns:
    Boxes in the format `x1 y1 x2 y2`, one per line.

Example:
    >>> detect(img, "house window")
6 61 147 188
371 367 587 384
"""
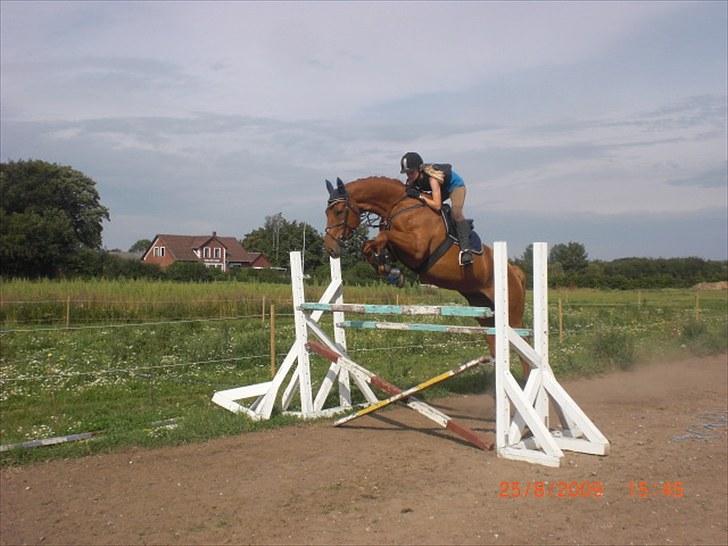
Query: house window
214 248 221 259
204 247 210 258
153 246 166 257
160 246 165 257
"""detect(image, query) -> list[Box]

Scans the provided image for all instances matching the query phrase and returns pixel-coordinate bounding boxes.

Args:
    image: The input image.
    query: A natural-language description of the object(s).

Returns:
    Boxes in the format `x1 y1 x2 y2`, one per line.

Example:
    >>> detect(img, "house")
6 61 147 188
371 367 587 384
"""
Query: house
142 232 270 272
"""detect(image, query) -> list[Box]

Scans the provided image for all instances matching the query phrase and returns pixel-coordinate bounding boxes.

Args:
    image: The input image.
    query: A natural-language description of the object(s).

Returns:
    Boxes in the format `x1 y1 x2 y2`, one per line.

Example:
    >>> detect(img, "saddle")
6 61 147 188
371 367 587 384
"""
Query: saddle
412 204 483 275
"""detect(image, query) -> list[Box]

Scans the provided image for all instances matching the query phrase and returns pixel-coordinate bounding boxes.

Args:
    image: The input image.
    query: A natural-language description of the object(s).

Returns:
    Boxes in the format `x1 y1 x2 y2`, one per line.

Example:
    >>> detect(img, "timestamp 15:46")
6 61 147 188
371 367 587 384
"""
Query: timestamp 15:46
628 480 685 498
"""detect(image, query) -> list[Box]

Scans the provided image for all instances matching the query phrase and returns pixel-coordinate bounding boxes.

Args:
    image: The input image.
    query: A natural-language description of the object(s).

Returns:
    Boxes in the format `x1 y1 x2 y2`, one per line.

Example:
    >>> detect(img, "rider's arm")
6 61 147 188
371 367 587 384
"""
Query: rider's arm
419 181 442 211
418 166 444 211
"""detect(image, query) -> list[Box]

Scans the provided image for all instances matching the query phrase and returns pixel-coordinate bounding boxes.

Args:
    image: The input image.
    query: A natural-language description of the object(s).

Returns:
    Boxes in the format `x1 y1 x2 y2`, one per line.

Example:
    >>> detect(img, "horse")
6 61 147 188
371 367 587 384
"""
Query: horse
323 176 529 378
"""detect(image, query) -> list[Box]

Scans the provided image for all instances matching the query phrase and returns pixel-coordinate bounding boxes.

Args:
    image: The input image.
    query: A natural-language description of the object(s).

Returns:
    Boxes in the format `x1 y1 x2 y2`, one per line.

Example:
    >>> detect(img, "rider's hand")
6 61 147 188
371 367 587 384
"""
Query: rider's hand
406 186 421 199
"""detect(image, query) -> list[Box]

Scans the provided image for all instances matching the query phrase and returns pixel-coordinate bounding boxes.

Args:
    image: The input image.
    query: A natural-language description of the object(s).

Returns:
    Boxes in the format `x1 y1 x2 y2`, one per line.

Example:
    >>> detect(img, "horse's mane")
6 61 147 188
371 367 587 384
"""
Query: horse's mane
341 176 405 216
347 176 403 188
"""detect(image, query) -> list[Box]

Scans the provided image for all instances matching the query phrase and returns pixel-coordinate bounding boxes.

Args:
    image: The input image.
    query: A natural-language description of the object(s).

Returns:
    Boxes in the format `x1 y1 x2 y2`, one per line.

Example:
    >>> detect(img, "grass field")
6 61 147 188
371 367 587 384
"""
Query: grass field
1 278 726 465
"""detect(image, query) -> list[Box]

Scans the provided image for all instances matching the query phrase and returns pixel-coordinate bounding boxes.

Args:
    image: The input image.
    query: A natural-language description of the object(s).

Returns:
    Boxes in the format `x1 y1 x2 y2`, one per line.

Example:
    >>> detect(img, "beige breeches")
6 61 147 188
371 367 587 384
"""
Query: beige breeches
449 186 466 221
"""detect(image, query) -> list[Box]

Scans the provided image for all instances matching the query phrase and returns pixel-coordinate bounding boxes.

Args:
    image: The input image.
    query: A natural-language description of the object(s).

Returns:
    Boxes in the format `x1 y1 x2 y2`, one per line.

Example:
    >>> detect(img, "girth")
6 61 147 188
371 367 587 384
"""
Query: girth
384 203 482 276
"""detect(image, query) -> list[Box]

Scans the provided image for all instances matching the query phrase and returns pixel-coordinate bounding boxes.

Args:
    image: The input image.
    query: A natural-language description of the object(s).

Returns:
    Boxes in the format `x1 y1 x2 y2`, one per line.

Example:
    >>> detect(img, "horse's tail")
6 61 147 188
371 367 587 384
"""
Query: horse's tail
511 262 527 293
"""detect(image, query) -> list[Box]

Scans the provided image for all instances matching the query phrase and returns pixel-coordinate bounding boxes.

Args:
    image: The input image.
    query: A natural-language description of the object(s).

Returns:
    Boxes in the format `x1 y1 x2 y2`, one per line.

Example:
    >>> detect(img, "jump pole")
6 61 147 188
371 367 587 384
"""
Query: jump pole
306 340 493 451
333 355 492 426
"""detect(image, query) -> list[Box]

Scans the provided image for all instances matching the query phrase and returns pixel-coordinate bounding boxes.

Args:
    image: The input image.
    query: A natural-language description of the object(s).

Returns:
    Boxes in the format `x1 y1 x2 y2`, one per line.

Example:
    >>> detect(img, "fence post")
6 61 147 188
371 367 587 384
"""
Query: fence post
695 292 701 321
262 296 266 325
270 303 276 377
558 297 564 343
65 296 71 328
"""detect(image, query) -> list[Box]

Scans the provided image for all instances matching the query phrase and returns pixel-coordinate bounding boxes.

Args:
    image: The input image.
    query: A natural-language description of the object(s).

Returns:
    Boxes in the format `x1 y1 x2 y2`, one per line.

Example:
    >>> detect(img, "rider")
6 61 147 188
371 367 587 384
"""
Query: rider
400 152 474 266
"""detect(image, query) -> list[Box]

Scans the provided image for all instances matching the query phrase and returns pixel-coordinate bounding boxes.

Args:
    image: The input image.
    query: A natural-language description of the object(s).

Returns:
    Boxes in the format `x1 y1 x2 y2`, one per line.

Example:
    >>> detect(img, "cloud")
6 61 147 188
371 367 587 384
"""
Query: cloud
667 163 728 189
1 1 725 258
480 207 728 261
1 1 689 121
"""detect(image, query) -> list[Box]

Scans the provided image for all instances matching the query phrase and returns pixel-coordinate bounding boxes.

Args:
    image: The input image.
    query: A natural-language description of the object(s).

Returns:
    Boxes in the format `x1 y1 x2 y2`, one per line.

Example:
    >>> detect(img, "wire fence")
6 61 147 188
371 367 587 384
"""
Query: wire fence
1 295 725 392
0 313 296 334
0 336 485 386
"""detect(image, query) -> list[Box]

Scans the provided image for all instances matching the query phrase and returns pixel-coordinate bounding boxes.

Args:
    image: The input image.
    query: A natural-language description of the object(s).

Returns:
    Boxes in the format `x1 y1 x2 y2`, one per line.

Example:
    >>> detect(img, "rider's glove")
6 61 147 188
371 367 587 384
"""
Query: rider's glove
406 186 421 199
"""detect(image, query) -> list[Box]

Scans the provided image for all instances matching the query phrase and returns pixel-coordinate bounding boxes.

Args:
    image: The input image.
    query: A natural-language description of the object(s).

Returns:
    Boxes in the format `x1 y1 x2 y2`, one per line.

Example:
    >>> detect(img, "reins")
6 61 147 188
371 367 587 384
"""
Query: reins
379 195 427 230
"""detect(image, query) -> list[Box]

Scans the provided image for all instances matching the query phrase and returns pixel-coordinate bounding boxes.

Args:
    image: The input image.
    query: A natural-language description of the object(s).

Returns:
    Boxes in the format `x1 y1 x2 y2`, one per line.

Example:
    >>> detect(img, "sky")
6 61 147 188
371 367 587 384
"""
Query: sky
1 0 726 260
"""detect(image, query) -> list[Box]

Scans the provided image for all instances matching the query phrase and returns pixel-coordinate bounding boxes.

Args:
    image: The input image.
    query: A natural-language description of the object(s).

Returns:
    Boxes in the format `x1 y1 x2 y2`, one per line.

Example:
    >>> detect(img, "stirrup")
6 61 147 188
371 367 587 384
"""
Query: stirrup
459 250 473 266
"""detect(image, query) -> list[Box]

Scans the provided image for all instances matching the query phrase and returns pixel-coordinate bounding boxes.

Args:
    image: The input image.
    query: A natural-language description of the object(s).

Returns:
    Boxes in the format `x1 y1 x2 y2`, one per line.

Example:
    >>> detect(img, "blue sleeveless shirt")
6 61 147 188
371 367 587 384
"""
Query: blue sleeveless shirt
417 164 465 200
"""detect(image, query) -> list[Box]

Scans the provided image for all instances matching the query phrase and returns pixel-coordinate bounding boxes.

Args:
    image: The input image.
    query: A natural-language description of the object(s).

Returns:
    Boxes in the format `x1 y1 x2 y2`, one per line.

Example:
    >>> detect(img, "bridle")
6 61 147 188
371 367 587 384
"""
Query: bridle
324 196 361 247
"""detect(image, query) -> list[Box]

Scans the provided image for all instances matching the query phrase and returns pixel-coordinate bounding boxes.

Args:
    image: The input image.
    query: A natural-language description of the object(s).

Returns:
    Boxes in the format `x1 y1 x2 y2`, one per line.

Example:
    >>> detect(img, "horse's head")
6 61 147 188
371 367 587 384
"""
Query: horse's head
323 177 361 258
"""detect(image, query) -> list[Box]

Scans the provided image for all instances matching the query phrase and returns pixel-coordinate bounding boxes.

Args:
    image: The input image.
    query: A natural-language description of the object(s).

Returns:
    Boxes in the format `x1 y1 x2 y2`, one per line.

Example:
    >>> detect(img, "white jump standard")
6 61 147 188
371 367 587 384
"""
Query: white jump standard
212 252 359 420
492 242 609 466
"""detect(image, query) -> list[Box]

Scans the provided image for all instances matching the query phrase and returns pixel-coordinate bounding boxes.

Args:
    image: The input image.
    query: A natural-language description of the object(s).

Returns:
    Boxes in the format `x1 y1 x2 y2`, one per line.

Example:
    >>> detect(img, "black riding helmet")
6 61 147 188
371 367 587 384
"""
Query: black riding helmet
400 152 423 173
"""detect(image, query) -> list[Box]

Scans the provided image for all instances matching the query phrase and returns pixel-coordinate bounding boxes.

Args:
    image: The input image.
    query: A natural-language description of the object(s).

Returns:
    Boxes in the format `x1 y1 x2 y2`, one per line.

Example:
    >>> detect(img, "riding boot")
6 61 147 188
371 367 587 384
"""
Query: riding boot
456 220 474 266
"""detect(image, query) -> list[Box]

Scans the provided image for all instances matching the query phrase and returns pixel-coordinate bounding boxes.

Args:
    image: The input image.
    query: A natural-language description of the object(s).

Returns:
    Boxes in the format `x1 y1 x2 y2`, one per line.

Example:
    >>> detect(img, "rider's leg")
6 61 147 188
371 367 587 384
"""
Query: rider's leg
450 186 466 222
450 187 473 266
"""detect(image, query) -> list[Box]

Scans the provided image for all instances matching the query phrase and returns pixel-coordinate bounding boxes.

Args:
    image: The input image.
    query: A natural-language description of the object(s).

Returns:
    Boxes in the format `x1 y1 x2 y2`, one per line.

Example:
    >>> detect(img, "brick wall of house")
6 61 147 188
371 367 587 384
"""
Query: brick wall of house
199 240 226 271
143 238 175 268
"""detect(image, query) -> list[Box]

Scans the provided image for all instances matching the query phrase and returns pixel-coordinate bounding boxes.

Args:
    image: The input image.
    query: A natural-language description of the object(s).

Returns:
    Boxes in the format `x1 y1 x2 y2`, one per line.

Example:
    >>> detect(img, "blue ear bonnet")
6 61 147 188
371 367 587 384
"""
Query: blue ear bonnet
326 178 347 204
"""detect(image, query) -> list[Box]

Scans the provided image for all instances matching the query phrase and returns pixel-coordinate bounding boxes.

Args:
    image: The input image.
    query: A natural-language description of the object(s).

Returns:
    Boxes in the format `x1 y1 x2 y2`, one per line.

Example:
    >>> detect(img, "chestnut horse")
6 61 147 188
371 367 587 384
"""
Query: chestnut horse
323 176 528 376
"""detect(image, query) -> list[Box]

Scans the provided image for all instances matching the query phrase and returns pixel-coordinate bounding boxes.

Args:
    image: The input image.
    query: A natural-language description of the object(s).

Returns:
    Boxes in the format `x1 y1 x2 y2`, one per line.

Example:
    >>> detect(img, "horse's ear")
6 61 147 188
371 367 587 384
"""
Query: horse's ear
336 177 346 193
325 179 334 196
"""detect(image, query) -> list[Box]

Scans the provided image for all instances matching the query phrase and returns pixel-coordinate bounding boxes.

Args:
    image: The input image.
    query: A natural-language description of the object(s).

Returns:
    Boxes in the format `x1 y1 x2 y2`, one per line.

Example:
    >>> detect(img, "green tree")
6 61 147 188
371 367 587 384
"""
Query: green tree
242 213 325 272
550 241 589 275
312 224 378 283
0 160 110 277
129 239 152 254
514 243 534 283
339 225 371 270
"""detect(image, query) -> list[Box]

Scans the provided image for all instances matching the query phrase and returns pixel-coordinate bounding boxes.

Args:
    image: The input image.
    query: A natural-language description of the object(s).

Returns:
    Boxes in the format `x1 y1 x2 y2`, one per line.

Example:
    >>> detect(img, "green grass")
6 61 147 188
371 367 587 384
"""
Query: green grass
1 279 726 465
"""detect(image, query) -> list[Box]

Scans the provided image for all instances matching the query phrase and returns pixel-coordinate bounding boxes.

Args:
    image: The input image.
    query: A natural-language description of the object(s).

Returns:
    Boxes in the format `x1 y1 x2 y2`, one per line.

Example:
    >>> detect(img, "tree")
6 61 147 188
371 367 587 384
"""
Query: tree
242 213 325 272
0 160 110 277
129 239 152 254
549 241 589 275
339 225 371 270
311 224 379 283
515 244 534 279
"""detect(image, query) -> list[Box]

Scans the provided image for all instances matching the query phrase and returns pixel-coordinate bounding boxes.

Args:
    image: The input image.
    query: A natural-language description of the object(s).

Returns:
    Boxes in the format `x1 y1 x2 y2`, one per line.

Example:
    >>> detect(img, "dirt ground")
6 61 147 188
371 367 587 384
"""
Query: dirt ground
1 353 727 546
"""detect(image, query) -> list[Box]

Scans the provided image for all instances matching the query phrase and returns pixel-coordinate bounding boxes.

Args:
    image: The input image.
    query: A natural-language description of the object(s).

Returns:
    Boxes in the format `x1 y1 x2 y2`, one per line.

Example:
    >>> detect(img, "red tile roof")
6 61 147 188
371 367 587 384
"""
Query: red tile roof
147 234 268 265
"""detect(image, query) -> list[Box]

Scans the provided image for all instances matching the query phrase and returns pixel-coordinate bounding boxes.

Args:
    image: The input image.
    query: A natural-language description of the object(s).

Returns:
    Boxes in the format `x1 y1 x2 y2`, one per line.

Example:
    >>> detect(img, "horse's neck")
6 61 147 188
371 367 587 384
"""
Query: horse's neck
348 179 402 218
348 178 446 270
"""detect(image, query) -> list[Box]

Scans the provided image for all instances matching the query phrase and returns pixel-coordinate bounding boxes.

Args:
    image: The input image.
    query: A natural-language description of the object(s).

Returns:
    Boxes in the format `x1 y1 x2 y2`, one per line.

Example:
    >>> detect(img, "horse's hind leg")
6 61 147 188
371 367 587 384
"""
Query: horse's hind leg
463 291 530 381
462 292 496 358
507 265 530 380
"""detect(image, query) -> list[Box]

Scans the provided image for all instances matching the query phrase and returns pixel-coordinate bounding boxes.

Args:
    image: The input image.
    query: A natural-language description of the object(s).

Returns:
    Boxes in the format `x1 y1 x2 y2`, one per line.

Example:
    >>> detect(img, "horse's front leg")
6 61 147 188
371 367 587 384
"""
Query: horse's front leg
362 234 405 287
362 233 391 274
